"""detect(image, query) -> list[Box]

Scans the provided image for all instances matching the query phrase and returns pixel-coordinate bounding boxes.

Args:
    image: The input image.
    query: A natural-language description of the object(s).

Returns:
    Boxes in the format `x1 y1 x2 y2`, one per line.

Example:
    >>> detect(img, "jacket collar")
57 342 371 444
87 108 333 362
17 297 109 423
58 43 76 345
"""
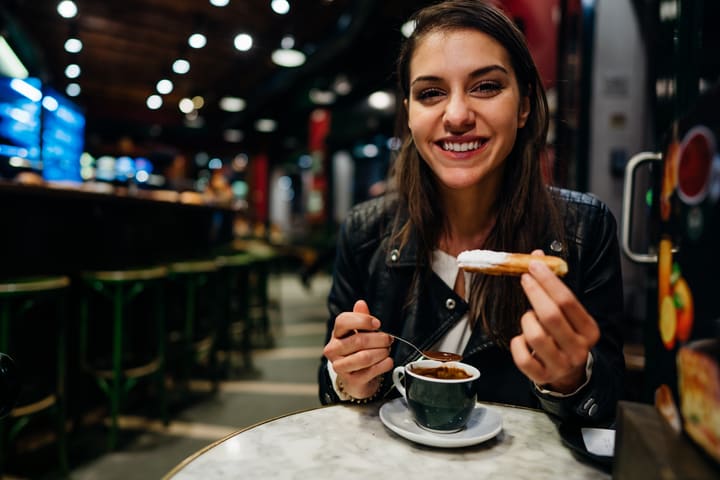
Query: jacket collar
383 211 426 268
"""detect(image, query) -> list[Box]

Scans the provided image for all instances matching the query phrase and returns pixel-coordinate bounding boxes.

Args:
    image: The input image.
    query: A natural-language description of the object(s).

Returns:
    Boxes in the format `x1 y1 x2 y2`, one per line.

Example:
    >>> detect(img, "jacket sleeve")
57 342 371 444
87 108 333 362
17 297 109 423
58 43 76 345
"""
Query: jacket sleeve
534 198 625 424
318 213 366 405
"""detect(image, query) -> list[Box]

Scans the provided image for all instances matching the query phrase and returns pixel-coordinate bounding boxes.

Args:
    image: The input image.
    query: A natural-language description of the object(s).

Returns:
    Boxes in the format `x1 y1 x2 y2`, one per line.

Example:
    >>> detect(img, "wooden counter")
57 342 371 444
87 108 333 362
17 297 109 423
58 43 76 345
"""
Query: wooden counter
0 182 235 278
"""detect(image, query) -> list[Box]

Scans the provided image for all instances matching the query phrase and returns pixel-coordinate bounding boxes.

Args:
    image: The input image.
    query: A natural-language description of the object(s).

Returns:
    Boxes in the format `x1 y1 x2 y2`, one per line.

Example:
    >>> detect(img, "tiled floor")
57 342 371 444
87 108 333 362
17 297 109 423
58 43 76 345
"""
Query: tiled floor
5 271 331 479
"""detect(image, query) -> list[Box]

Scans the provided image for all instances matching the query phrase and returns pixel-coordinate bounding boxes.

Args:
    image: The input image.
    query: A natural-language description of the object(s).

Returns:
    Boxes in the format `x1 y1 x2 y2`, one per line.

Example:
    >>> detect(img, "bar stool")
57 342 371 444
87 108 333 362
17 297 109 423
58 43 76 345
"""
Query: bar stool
215 252 255 374
245 248 281 348
216 245 282 373
166 259 220 389
79 266 168 450
0 275 69 475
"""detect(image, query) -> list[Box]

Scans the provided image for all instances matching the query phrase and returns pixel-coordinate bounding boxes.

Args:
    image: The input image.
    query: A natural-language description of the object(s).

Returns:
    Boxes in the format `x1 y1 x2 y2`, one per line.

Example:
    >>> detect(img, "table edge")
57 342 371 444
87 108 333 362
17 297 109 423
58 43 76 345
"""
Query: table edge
161 401 545 479
162 405 332 479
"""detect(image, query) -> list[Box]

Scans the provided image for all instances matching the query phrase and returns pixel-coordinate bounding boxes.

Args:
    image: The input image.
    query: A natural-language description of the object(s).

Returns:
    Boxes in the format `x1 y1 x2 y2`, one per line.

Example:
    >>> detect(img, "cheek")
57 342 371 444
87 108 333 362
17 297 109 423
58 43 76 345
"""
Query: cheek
407 108 435 134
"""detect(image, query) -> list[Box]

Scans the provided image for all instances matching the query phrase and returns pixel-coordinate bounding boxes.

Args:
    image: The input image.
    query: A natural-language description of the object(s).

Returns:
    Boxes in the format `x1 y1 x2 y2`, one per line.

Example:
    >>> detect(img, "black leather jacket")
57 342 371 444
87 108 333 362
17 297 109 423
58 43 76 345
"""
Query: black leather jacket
319 188 625 423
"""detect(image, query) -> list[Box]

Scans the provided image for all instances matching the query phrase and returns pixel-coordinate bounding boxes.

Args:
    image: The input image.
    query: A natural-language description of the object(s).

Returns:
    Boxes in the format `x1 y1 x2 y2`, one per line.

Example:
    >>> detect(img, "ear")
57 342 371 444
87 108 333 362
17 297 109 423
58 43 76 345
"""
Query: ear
404 98 410 129
517 95 530 128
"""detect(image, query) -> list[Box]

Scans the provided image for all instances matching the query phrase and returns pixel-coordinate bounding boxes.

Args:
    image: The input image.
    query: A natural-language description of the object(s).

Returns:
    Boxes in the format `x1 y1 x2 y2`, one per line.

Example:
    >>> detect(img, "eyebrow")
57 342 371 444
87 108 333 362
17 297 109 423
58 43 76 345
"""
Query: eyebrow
410 65 510 87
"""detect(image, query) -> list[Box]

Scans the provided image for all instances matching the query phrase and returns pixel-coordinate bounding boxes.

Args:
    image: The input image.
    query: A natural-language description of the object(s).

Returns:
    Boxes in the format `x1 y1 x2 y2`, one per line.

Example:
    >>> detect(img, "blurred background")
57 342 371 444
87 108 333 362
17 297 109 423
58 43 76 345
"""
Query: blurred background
0 0 718 478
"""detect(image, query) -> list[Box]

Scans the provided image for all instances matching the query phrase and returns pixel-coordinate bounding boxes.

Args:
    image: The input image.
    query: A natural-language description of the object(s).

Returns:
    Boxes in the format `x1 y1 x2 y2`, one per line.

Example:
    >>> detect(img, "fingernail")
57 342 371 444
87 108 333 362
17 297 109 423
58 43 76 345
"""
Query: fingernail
372 318 381 329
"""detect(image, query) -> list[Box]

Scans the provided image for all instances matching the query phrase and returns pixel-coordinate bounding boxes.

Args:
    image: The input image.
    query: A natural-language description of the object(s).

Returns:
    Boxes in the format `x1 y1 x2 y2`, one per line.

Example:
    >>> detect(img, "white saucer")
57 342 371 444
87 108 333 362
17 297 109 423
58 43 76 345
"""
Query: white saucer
379 398 503 448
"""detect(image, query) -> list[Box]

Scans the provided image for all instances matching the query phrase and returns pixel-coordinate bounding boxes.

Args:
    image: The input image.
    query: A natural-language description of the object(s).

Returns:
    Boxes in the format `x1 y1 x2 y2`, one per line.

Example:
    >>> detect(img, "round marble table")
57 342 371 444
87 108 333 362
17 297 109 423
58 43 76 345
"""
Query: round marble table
164 402 610 479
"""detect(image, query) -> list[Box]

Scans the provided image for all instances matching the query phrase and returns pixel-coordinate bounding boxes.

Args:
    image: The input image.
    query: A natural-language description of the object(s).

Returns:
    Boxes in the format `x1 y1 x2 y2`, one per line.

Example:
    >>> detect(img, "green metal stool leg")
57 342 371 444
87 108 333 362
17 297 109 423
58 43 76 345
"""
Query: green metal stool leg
184 278 195 382
208 273 220 392
156 281 168 426
109 284 124 450
255 261 273 348
240 268 253 367
57 294 68 473
0 302 9 475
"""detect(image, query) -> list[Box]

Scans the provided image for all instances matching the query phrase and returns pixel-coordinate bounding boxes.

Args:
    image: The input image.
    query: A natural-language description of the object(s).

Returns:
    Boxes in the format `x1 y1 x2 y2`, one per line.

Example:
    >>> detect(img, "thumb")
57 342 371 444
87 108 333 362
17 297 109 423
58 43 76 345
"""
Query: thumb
353 299 370 315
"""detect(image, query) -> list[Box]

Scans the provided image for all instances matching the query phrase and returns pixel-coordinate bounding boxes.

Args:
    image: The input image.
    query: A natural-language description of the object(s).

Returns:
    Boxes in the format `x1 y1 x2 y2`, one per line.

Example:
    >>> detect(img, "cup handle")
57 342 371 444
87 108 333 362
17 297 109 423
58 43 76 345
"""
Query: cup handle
392 365 407 400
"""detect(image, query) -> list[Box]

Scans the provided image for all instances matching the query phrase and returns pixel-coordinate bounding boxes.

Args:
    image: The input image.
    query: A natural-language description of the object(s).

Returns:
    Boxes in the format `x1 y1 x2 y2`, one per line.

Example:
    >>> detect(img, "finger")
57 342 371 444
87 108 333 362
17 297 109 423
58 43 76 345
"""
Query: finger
519 309 564 364
353 299 370 315
509 334 546 384
332 345 393 376
337 356 394 397
526 260 600 343
332 310 380 339
520 272 585 353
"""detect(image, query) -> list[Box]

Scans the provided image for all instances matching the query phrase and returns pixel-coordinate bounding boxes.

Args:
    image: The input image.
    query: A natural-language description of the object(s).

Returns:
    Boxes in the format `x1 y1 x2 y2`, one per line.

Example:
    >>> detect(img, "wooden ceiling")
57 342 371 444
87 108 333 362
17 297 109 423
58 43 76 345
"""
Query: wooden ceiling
2 0 435 158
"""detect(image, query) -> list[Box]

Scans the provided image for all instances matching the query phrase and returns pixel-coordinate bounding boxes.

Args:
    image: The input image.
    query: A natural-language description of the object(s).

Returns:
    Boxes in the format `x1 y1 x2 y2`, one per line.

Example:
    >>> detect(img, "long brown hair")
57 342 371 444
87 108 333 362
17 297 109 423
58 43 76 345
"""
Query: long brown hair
389 0 564 346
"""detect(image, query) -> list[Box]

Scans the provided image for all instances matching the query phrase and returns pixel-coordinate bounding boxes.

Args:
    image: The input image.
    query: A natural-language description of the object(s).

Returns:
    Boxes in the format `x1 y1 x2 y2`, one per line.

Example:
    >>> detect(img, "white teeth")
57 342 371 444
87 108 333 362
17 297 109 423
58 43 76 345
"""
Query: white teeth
442 141 480 152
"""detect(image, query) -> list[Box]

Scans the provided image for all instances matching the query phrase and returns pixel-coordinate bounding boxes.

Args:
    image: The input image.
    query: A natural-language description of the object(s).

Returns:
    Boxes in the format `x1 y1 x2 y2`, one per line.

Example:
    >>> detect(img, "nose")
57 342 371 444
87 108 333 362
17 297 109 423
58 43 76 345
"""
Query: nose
443 93 475 131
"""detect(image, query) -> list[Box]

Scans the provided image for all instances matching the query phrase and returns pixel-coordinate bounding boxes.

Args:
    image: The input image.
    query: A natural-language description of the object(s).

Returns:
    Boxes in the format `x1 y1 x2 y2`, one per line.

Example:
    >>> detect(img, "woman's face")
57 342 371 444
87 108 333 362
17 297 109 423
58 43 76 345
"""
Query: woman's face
406 28 530 194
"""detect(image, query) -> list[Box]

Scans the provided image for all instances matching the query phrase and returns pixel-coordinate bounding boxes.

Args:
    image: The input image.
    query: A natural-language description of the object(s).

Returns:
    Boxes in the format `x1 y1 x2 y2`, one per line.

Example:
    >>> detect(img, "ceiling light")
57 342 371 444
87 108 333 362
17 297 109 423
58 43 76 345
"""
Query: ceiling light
10 79 42 102
156 79 173 94
192 96 205 109
57 1 78 19
64 63 81 79
333 74 352 95
179 98 194 113
219 96 246 112
401 20 416 38
234 33 253 51
362 144 379 158
210 0 230 6
309 88 335 105
0 37 29 78
66 83 81 97
255 118 277 132
223 129 244 143
280 35 295 49
368 91 395 110
387 137 403 151
172 59 190 74
271 48 305 67
188 33 207 49
64 38 83 53
146 94 163 110
271 0 290 15
42 95 59 111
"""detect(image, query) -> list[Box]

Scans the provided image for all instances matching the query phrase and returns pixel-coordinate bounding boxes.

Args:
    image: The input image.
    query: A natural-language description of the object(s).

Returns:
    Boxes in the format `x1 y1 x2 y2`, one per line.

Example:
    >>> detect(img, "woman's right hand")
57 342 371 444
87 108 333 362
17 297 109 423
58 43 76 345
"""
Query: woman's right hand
322 300 394 400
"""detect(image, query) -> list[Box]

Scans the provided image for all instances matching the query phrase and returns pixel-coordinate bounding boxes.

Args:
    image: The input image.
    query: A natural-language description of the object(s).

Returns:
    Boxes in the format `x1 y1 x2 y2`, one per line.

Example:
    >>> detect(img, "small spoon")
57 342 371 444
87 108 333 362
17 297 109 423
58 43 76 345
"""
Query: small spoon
383 332 462 362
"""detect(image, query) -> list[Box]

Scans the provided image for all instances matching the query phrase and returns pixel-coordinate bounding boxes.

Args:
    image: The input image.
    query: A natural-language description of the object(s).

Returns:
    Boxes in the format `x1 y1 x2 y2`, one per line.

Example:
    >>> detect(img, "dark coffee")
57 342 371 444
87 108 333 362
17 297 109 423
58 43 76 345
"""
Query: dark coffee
410 365 472 380
422 350 462 362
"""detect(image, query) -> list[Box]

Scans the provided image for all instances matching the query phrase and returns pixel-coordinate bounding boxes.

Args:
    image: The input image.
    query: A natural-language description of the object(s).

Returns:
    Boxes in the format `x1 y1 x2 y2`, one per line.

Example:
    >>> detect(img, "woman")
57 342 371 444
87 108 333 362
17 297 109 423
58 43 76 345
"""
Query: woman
319 0 624 423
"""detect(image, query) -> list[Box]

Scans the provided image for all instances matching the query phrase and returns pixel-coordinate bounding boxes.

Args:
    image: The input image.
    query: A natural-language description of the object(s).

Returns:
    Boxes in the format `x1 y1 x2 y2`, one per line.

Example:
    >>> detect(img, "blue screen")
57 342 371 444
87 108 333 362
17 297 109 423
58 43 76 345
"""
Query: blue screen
41 87 85 182
0 76 42 172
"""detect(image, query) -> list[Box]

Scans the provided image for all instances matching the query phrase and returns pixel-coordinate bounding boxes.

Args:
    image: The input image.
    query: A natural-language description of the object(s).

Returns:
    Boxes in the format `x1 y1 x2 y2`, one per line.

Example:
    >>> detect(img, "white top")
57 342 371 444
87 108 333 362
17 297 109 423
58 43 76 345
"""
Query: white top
429 249 473 355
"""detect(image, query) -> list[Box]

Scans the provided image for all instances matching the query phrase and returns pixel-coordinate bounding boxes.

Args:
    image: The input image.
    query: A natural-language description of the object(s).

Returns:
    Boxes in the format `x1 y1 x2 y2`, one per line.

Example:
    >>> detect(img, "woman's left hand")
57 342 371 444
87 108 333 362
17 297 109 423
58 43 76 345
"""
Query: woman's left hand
509 250 600 394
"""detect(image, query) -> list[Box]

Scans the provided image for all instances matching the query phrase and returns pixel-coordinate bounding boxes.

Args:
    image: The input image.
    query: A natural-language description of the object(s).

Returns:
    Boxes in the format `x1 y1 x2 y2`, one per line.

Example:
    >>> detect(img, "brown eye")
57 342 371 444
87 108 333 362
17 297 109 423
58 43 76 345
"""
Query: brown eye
472 81 502 96
415 88 444 101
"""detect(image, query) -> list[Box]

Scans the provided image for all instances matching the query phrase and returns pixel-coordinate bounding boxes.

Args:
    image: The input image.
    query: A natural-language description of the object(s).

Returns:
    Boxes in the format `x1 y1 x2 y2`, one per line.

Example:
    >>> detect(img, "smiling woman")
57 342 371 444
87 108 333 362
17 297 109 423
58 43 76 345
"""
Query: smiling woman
406 28 530 194
319 0 625 427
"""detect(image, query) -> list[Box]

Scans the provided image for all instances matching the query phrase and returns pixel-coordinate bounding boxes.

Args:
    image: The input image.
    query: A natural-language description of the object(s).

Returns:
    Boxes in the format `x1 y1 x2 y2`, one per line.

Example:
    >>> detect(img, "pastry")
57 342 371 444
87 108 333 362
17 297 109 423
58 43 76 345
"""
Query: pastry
677 341 720 463
457 249 568 277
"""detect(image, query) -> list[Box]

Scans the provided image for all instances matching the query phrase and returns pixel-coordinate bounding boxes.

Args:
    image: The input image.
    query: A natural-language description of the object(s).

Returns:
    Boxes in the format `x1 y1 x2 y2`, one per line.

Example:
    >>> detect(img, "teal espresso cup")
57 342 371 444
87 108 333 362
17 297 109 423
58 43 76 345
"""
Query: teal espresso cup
392 359 480 433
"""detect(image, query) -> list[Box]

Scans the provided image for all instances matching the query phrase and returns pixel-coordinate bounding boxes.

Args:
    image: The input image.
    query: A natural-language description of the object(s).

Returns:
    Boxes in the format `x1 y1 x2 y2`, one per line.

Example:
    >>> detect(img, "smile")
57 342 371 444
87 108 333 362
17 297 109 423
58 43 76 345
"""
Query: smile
439 139 487 152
